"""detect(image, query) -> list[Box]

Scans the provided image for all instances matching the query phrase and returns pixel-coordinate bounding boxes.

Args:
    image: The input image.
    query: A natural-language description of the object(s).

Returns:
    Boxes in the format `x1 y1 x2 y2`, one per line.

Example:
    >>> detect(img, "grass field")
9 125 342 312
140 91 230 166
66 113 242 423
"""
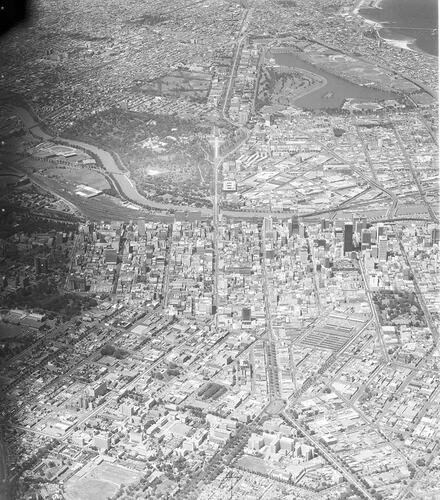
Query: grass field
257 67 326 109
65 462 143 500
47 144 77 155
0 322 28 339
48 168 110 191
236 455 270 475
0 173 23 188
141 70 212 100
65 477 118 500
306 50 418 92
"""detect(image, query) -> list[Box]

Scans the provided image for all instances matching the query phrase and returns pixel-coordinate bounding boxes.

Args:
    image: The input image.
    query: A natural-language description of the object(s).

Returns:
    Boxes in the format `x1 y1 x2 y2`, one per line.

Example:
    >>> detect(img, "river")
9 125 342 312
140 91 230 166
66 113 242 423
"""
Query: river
6 104 297 220
9 105 206 213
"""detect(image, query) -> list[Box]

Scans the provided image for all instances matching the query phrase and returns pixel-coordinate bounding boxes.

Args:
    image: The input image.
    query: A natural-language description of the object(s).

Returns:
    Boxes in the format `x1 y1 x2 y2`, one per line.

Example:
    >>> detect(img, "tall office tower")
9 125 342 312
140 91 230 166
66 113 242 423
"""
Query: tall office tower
334 227 343 242
361 229 372 249
94 432 111 451
355 217 368 236
432 228 440 246
354 218 360 235
291 215 300 235
343 222 354 254
378 235 388 262
321 219 331 232
376 223 385 239
264 217 273 234
34 256 48 275
73 275 87 292
242 307 251 322
137 219 146 236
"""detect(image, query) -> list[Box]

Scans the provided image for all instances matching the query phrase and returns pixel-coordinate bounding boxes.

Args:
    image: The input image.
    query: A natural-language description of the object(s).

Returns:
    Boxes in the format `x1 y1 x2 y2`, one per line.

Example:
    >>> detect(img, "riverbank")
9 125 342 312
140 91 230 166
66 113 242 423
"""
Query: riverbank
3 101 297 221
269 50 393 109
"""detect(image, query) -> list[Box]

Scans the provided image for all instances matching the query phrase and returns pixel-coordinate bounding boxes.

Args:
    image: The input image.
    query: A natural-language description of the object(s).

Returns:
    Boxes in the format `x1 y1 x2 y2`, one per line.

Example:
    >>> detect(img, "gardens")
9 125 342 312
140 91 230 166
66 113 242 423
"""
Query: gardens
373 290 427 327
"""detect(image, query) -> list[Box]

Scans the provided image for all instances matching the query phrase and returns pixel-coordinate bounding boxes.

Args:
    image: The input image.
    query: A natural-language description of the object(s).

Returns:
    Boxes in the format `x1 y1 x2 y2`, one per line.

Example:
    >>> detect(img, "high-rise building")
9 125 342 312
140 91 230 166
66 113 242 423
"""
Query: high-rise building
355 217 368 235
378 235 388 262
343 222 354 254
334 227 343 242
242 307 251 322
264 217 273 235
94 432 110 451
34 256 48 275
137 219 146 236
291 215 300 236
302 444 315 461
376 223 385 239
73 275 87 292
361 229 372 250
248 433 264 451
299 247 308 263
104 248 118 264
321 219 331 232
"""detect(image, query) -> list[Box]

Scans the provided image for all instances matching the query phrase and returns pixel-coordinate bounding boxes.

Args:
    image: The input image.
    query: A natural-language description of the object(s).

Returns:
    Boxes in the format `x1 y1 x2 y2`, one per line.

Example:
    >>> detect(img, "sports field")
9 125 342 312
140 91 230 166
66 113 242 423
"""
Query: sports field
48 168 110 191
64 462 143 500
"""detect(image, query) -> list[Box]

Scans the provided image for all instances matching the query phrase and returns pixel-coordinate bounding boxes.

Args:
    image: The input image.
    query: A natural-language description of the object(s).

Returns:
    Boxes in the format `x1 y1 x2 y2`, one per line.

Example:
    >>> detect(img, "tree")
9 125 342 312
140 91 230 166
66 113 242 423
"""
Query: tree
101 344 116 356
114 348 127 359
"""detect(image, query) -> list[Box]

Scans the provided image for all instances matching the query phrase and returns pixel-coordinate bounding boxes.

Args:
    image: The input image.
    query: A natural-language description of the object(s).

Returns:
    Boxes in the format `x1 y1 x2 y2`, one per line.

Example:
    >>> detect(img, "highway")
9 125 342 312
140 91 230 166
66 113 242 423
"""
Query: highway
220 1 255 126
220 34 246 126
307 238 322 313
63 233 82 291
211 0 254 322
358 258 390 362
261 219 282 401
212 133 221 329
250 45 268 115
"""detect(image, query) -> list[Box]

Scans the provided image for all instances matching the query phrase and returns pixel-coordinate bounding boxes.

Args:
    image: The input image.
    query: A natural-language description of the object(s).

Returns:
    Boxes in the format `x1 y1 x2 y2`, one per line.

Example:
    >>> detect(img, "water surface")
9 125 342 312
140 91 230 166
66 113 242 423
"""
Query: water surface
270 51 395 109
359 0 438 56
